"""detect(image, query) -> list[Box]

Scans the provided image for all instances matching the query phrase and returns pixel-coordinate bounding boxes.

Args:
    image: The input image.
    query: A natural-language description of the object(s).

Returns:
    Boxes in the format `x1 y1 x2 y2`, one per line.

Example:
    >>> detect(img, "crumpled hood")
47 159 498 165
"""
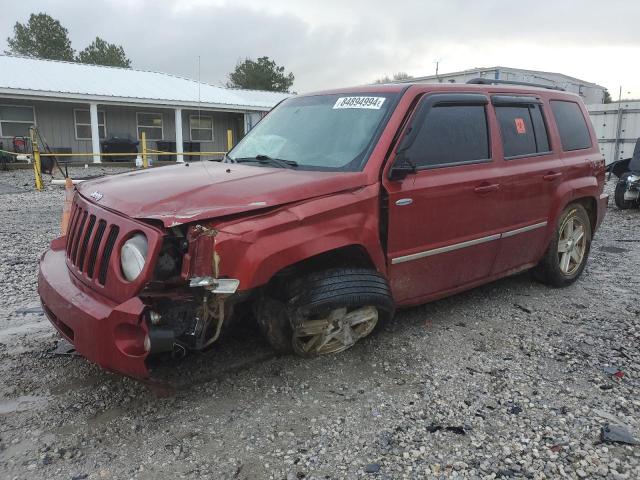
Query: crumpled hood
77 162 368 227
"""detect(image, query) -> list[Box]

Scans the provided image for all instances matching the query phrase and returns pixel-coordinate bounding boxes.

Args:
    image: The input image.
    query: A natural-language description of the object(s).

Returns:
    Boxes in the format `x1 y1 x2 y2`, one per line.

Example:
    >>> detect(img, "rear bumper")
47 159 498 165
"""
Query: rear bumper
38 240 150 378
596 193 609 232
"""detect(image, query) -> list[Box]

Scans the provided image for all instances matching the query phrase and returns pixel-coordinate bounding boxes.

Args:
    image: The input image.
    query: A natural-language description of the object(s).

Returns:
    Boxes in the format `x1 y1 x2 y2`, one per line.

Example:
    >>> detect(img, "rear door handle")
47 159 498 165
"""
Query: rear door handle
542 172 562 181
474 183 500 194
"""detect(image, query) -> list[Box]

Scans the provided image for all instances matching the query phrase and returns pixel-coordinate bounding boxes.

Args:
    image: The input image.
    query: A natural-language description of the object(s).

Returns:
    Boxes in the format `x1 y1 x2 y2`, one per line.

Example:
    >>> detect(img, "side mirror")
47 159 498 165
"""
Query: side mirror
388 154 416 181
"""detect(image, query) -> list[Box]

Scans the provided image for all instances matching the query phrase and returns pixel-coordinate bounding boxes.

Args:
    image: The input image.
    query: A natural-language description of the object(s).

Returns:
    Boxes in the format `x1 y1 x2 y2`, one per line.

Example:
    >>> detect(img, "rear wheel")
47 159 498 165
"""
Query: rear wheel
614 173 636 209
256 268 395 357
535 204 591 287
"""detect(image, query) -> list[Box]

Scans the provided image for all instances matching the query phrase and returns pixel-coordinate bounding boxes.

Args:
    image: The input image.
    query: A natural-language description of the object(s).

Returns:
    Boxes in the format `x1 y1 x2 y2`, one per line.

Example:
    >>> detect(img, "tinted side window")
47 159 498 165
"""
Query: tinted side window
550 100 592 151
406 105 489 168
530 104 550 153
495 104 550 158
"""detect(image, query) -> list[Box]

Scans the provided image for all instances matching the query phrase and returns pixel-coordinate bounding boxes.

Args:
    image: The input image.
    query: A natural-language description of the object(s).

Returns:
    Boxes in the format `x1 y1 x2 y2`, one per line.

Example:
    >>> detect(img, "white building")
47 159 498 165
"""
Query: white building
405 66 606 105
0 55 290 163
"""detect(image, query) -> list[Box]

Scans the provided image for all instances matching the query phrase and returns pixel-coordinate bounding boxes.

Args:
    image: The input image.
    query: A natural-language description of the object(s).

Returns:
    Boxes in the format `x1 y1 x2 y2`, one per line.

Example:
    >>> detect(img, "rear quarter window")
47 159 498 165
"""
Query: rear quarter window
550 100 592 151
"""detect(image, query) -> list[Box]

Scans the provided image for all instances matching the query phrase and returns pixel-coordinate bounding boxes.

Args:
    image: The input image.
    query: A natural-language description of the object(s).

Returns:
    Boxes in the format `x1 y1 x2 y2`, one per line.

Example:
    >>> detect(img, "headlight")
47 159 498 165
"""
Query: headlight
120 233 148 281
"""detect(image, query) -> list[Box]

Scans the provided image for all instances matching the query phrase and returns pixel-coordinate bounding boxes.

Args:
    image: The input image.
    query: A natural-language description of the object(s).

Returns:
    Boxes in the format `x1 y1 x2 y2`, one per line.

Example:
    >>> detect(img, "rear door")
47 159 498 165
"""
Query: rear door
490 96 564 275
384 93 504 305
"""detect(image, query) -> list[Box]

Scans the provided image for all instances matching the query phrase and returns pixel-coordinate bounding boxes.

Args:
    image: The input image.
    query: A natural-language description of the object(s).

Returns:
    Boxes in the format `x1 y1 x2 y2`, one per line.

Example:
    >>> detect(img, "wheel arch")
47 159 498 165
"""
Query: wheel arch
260 243 382 297
550 177 600 236
572 196 597 235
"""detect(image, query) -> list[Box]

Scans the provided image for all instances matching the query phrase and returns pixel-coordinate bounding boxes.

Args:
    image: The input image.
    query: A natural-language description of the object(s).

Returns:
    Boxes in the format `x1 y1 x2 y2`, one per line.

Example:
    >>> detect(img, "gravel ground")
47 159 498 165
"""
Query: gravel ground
0 166 639 480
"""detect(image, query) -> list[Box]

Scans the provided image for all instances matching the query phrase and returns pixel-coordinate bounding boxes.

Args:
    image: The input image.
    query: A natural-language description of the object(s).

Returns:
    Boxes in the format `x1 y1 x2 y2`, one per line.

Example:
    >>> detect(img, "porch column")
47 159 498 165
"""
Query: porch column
174 108 184 163
89 102 101 163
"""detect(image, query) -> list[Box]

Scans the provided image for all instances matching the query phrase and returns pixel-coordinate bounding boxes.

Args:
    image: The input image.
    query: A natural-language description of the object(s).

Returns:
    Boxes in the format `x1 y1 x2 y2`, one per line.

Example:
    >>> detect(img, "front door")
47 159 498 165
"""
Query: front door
384 93 504 305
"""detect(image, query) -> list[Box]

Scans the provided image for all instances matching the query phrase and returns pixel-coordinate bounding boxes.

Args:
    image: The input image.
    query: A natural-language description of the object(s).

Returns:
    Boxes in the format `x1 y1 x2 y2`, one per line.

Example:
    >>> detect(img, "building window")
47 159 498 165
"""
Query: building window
137 112 163 140
0 105 35 137
74 109 106 140
189 115 213 141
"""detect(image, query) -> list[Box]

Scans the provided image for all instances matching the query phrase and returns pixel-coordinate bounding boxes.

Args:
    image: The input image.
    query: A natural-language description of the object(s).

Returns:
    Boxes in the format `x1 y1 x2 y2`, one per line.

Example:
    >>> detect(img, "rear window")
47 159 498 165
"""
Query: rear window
550 100 592 151
495 104 550 158
407 105 490 168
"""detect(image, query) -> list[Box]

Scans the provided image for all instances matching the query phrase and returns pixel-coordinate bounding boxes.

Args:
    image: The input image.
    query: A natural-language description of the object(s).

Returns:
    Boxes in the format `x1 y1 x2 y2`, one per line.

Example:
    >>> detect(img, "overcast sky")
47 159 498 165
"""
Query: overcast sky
0 0 638 98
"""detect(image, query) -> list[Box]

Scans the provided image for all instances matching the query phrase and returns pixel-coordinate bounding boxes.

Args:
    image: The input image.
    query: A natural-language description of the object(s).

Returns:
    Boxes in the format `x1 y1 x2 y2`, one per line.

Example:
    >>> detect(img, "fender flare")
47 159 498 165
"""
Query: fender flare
548 176 599 237
248 235 386 289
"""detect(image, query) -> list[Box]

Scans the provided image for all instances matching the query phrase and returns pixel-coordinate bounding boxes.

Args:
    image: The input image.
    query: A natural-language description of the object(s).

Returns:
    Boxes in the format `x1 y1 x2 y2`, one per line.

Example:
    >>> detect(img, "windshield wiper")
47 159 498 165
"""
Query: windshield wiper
234 155 298 169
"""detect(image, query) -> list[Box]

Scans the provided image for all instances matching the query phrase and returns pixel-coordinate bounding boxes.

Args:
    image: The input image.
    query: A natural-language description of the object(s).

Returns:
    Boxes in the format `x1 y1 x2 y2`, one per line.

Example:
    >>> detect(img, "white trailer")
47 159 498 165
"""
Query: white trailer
587 101 640 164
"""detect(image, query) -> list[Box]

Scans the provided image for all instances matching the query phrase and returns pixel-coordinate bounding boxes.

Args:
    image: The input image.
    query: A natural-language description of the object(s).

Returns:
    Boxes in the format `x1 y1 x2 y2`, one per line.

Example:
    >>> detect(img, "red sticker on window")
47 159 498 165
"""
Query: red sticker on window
515 118 526 134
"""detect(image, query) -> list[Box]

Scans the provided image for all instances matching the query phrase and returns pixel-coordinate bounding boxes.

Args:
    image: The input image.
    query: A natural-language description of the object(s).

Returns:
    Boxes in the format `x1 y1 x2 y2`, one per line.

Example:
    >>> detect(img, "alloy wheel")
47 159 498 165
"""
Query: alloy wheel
292 306 378 356
557 214 587 275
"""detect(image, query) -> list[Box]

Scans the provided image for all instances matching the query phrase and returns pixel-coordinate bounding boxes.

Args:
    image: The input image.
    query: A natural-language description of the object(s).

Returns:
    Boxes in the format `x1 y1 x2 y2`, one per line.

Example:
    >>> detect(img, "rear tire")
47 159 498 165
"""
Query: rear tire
256 268 395 357
614 173 635 210
535 204 591 288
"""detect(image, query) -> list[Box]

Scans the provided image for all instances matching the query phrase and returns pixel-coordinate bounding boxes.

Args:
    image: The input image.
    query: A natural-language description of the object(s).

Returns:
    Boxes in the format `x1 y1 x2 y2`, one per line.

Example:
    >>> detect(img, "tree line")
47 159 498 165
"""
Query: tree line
6 13 131 68
6 12 414 93
5 13 296 92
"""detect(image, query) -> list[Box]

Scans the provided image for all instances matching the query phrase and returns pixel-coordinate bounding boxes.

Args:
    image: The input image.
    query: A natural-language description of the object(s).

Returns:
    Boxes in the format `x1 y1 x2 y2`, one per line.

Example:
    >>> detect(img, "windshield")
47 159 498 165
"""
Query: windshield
228 93 399 171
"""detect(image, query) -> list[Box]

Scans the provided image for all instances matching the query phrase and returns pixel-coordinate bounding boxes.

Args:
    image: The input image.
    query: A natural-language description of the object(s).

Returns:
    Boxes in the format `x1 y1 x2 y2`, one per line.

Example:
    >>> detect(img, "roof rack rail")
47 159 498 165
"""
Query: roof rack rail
466 77 565 91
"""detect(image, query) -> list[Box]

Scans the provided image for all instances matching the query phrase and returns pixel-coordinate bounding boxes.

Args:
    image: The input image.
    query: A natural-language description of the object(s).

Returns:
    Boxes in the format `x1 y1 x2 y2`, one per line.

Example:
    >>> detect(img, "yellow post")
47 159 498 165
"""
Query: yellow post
61 177 74 235
226 129 233 152
141 131 148 168
30 128 43 191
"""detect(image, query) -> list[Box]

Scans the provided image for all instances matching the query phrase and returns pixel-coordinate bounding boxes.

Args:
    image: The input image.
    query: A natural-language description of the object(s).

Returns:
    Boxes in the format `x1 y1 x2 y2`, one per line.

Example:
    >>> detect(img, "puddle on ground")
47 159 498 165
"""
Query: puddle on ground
87 406 127 427
599 245 630 254
0 432 57 462
49 373 103 396
14 305 44 315
0 319 50 343
0 395 49 415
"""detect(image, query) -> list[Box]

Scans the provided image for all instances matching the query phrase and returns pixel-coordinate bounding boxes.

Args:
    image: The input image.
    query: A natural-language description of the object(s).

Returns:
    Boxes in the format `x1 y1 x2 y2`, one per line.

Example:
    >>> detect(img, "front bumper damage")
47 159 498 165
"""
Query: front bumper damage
39 241 151 377
38 238 238 378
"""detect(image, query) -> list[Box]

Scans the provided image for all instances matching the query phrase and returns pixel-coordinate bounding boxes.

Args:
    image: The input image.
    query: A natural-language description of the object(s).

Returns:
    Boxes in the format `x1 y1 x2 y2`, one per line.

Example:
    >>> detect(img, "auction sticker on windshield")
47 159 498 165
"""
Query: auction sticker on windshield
333 97 386 109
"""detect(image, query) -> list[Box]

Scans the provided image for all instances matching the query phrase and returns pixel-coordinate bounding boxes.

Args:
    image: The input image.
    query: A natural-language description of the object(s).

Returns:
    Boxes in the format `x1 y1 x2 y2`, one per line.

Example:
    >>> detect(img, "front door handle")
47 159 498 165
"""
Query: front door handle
543 171 562 181
474 183 500 194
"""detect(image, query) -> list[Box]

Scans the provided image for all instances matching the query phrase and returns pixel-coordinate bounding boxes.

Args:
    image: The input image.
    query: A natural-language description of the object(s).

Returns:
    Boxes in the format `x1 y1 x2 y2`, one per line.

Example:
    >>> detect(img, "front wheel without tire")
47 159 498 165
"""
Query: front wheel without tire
535 204 591 287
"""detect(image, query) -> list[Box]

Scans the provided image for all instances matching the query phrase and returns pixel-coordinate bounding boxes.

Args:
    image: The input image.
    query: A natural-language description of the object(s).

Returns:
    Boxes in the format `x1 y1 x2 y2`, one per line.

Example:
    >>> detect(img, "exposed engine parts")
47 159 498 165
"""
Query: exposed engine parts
191 293 226 350
144 290 230 355
138 222 241 360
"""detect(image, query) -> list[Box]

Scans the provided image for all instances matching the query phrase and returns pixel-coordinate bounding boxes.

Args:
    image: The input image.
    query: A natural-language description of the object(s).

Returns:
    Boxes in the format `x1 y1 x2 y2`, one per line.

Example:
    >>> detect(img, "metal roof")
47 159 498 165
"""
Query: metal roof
0 54 290 111
405 66 604 89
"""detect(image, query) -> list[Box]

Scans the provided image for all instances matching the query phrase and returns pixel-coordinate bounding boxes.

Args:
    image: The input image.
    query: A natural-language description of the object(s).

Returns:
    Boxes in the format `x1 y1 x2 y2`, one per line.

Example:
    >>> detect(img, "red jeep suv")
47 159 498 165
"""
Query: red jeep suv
38 80 607 378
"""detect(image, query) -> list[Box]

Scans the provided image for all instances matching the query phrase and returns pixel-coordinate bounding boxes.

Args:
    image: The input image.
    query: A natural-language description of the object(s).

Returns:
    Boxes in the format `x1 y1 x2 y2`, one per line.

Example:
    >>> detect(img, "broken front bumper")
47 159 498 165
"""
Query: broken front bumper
38 239 150 378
